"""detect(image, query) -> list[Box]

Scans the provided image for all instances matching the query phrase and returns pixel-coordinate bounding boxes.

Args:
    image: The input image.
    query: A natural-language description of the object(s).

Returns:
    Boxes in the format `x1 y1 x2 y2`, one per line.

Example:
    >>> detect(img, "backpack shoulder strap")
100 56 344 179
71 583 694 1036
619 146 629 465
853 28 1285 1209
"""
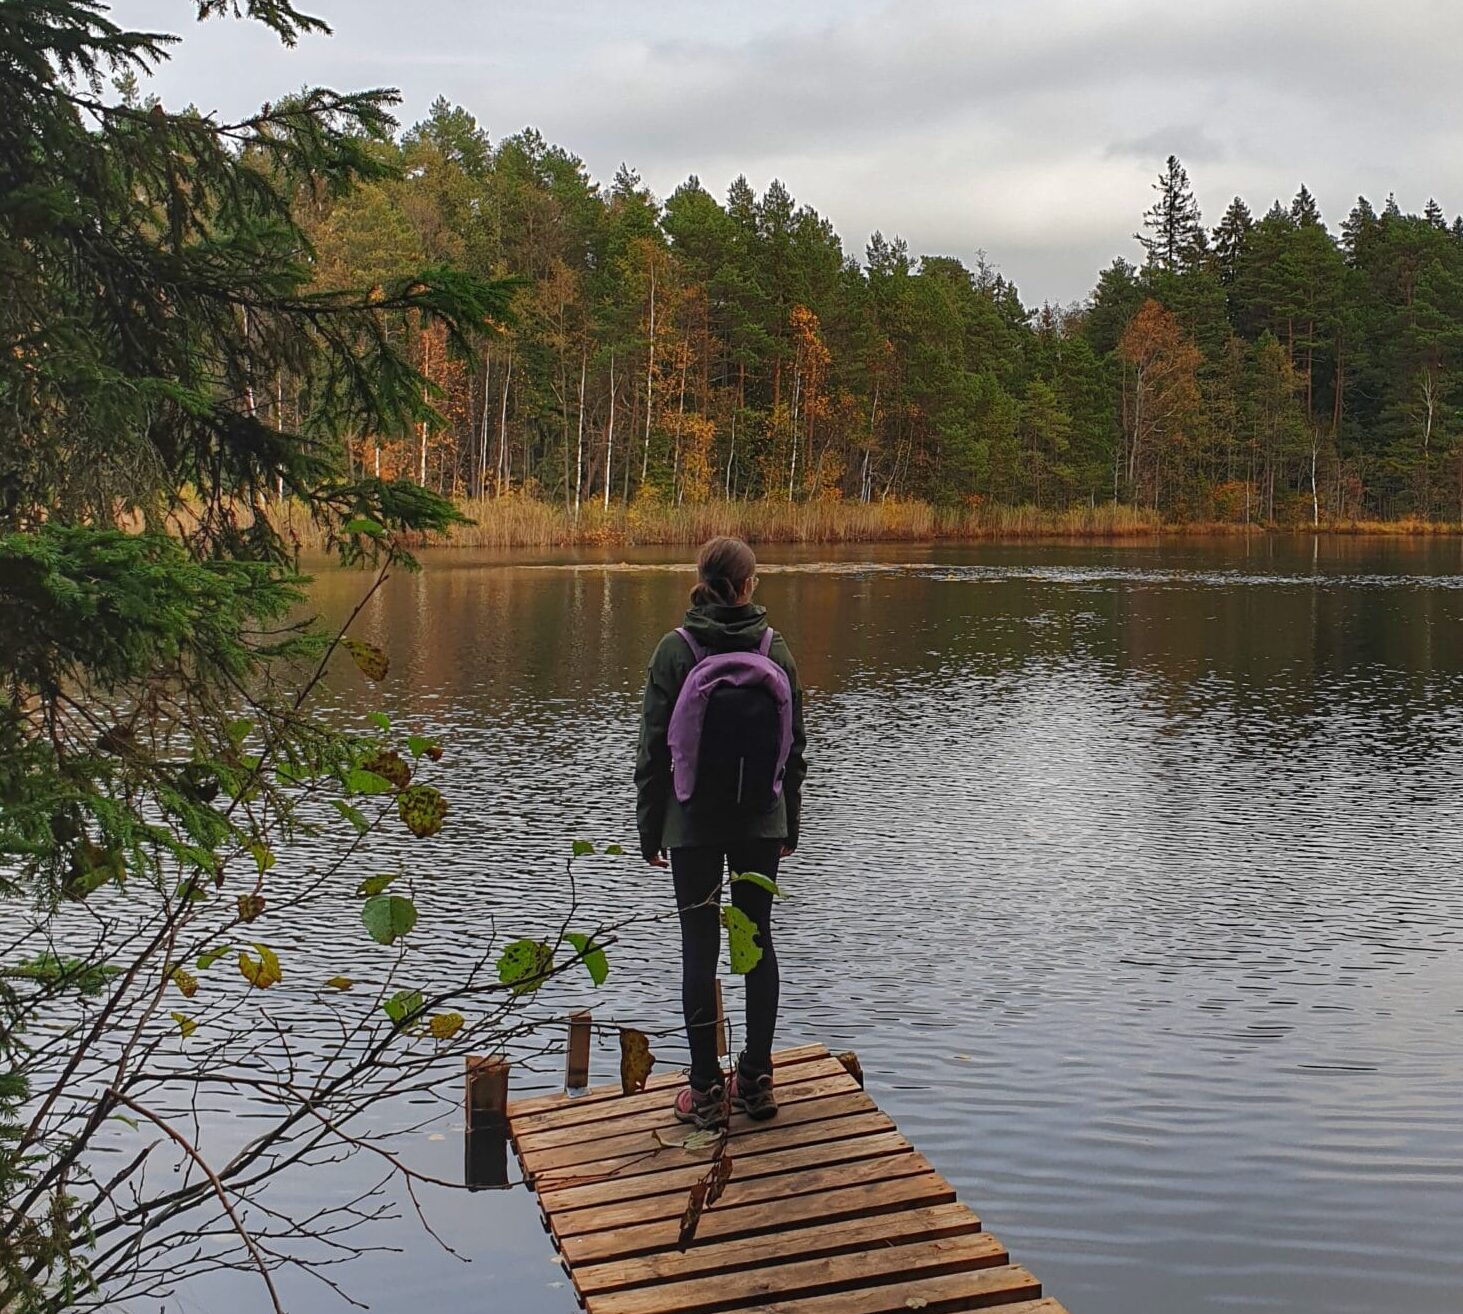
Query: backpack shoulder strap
758 627 775 656
676 627 708 664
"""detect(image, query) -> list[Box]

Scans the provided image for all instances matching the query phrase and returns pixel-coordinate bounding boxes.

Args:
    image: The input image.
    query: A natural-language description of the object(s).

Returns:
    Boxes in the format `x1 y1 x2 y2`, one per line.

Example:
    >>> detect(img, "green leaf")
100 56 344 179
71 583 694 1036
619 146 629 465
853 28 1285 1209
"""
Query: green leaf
361 894 418 945
603 843 626 857
721 905 763 974
730 870 785 898
343 516 386 538
196 945 232 970
275 761 308 786
344 768 395 796
366 711 391 731
405 734 441 760
383 989 424 1027
331 799 370 833
497 939 554 995
355 872 398 898
170 1010 197 1038
565 932 609 987
571 839 595 858
173 876 209 904
110 1113 141 1131
225 718 253 747
248 843 275 874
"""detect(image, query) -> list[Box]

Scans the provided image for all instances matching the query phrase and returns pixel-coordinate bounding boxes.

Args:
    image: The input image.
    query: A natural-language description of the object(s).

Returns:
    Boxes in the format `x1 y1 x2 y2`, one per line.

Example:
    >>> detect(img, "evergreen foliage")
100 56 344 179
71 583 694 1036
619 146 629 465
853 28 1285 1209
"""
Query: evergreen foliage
280 120 1463 523
1 3 524 1308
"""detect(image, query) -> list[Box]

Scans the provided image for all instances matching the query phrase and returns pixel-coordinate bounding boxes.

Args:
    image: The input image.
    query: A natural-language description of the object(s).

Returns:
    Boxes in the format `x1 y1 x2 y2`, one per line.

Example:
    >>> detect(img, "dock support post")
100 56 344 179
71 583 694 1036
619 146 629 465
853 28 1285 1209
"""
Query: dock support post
566 1010 592 1092
464 1055 509 1190
466 1055 509 1130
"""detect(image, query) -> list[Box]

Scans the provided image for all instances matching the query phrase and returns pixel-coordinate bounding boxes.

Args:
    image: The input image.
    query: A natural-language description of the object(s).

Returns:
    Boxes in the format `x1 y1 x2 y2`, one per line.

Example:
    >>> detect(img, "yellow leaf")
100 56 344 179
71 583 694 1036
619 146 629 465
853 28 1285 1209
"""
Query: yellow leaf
325 976 354 991
236 893 266 922
168 966 198 999
238 944 281 989
429 1012 465 1040
170 1011 197 1038
360 748 411 790
343 638 389 682
619 1027 655 1095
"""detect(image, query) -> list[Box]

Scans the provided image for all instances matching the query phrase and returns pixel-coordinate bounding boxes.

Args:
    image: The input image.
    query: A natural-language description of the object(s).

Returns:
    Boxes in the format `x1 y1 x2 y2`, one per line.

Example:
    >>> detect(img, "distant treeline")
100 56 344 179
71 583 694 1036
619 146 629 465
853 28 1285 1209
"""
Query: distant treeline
285 99 1463 524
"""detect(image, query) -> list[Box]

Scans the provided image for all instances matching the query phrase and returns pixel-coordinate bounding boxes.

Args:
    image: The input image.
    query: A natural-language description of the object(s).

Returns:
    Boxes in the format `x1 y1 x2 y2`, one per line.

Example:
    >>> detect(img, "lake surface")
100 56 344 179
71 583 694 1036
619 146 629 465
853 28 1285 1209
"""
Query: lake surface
221 536 1463 1313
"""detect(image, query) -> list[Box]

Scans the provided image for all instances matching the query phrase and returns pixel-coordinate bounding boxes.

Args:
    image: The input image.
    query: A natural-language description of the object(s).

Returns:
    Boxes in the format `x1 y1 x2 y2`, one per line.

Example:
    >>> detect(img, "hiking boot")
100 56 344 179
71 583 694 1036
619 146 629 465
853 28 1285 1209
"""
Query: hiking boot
730 1064 778 1121
673 1081 727 1130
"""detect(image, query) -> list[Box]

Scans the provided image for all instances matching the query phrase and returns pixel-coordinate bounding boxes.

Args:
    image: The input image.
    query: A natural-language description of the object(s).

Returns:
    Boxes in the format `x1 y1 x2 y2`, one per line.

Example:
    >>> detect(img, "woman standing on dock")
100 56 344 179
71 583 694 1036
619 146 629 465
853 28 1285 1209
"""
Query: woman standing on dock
634 536 808 1130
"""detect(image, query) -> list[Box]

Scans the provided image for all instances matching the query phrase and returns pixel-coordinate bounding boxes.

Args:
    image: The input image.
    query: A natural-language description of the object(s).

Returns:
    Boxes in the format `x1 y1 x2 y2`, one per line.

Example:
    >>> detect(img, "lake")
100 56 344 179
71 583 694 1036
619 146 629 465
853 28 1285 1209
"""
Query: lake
220 535 1463 1314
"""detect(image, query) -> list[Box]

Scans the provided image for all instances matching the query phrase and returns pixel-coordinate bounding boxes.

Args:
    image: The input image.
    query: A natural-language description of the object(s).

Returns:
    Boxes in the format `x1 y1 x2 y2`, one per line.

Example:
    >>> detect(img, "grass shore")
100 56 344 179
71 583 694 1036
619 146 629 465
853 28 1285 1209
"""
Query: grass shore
265 497 1463 552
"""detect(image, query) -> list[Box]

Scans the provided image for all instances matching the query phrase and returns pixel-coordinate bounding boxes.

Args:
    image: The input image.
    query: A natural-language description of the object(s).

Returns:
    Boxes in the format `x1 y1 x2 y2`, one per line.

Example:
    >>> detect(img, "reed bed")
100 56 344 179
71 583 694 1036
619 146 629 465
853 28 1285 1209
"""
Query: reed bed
262 496 1463 552
276 497 1165 550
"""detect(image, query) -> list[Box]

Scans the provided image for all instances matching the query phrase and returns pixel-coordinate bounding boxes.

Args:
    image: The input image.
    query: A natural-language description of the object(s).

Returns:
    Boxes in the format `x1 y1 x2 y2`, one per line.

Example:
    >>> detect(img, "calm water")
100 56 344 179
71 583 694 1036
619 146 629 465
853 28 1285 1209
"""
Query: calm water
204 537 1463 1312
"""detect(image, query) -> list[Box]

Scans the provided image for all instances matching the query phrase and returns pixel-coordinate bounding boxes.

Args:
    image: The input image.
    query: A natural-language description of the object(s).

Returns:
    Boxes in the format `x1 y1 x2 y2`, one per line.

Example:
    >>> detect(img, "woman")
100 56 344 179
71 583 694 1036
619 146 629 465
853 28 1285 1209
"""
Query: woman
634 536 808 1130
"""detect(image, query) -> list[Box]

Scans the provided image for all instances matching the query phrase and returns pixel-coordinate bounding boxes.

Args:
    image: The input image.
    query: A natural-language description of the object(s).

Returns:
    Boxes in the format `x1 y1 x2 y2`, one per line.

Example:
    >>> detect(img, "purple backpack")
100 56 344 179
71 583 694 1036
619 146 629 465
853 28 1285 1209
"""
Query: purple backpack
667 627 794 812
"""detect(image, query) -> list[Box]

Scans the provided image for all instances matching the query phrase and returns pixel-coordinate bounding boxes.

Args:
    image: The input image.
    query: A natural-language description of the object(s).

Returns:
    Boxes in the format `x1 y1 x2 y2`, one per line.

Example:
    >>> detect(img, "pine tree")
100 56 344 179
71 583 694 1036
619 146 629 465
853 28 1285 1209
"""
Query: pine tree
1 6 515 1304
1137 155 1206 272
1212 196 1254 286
1342 196 1380 261
1290 184 1323 227
1425 197 1447 229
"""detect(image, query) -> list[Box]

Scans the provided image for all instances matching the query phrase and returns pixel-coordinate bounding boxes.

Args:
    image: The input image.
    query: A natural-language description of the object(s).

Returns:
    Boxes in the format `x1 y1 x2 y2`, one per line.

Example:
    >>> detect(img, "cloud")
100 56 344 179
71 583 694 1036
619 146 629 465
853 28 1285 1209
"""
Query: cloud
1107 126 1228 167
114 0 1463 303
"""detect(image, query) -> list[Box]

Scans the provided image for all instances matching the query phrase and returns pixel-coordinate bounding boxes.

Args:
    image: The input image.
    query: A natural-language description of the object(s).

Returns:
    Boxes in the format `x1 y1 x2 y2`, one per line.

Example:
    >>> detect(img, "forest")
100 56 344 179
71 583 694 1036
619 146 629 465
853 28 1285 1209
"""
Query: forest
244 95 1463 525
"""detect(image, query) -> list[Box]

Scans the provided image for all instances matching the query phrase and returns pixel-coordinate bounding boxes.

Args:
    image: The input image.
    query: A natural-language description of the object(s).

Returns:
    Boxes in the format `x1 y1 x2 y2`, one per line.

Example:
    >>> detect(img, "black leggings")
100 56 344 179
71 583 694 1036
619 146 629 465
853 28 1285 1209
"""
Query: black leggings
671 840 781 1090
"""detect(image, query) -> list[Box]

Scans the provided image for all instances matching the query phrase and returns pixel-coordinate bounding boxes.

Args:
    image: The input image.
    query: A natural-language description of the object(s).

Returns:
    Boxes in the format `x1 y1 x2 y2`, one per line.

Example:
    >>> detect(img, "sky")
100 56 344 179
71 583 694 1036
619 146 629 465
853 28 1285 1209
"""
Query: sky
114 0 1463 306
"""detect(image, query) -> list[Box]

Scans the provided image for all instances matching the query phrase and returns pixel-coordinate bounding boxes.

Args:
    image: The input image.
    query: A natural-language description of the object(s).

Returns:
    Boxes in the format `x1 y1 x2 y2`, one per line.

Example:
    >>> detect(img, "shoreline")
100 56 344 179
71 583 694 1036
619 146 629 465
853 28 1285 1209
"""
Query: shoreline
267 497 1463 551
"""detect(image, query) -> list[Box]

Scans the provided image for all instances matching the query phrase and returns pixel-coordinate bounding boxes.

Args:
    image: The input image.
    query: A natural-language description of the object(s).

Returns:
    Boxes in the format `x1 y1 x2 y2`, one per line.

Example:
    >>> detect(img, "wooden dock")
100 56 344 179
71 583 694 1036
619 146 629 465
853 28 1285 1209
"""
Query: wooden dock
505 1042 1069 1314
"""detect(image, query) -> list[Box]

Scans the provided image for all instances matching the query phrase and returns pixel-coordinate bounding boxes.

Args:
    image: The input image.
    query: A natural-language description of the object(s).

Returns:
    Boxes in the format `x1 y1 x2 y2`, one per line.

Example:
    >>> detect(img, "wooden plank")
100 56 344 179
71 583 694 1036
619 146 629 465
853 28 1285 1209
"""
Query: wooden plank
583 1233 1012 1314
563 1172 965 1266
523 1106 895 1190
552 1146 940 1244
949 1303 1068 1314
539 1129 913 1217
642 1265 1045 1314
512 1053 849 1136
519 1088 880 1176
507 1043 830 1119
575 1202 984 1295
515 1070 860 1154
507 1043 1067 1314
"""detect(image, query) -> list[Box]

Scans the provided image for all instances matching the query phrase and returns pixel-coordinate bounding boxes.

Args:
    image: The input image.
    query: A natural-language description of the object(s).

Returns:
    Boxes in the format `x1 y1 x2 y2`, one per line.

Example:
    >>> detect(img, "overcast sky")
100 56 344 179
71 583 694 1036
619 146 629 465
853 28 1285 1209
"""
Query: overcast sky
115 0 1463 306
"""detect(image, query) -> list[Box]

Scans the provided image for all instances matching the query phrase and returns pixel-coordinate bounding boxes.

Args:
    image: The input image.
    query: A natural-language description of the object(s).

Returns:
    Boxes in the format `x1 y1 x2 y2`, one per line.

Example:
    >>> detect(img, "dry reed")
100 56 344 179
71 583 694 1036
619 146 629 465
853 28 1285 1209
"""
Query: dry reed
259 496 1463 552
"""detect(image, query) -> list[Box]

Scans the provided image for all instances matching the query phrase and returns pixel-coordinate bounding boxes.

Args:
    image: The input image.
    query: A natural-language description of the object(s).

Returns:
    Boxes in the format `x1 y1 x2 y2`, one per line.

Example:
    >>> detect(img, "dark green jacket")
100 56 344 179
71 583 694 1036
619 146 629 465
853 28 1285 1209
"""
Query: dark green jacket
634 603 807 860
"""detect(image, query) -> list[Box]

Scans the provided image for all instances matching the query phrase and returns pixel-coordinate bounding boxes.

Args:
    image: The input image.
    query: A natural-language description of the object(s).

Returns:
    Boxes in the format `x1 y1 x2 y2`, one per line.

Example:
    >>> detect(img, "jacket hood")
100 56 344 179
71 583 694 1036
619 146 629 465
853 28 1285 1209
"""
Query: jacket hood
680 602 769 650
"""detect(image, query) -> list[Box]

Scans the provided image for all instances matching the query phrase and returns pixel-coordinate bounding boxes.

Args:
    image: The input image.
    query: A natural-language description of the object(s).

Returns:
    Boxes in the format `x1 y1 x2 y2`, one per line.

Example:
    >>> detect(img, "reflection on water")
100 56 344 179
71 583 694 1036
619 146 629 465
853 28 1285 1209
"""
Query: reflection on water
228 537 1463 1313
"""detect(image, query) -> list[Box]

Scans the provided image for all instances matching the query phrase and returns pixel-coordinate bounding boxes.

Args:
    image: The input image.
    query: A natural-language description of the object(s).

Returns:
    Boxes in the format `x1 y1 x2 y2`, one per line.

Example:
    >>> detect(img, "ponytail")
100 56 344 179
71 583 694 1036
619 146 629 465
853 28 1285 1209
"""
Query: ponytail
690 536 757 609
